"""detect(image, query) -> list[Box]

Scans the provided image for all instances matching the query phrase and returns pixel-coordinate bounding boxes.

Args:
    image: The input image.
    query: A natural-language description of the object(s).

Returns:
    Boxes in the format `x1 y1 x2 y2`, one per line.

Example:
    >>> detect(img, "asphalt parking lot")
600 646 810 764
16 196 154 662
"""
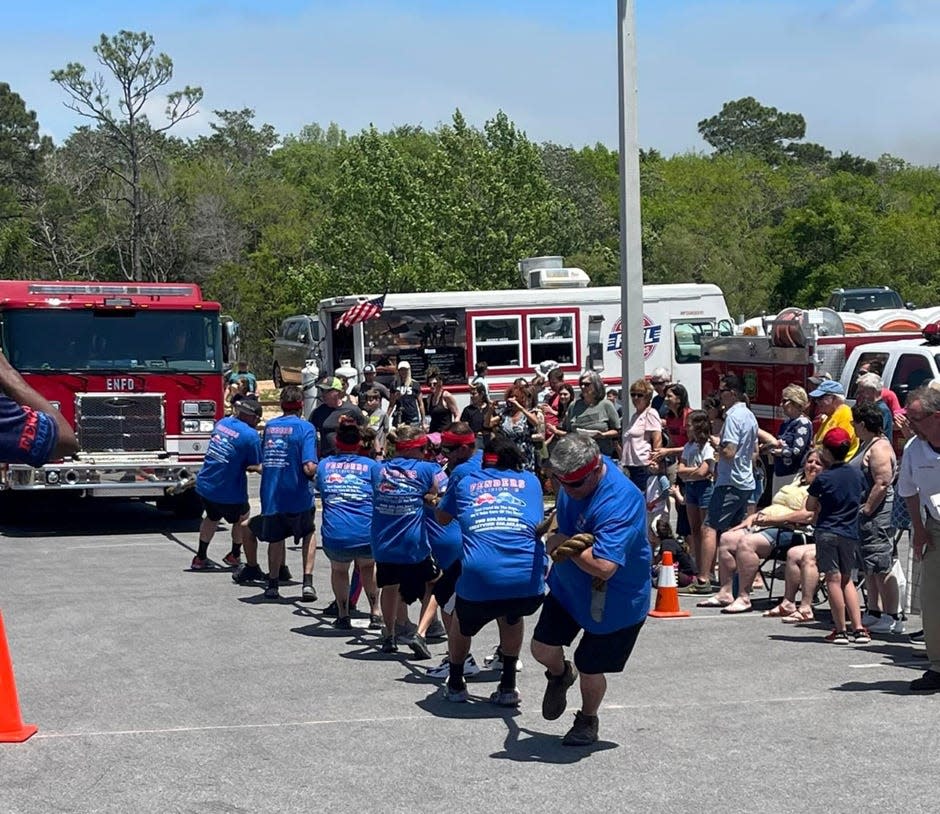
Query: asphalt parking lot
0 493 937 814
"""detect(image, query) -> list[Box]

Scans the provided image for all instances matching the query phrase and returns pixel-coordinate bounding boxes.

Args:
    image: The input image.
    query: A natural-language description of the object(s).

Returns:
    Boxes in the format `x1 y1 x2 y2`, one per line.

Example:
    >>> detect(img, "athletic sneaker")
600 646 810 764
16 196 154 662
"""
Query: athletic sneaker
490 688 522 707
427 655 481 680
562 711 599 747
891 616 906 635
860 611 883 627
910 629 924 643
867 615 895 634
484 645 523 673
381 635 398 654
395 621 417 645
263 585 280 600
190 556 214 570
542 660 577 721
852 626 872 645
300 584 317 602
825 629 850 645
444 684 468 703
409 634 432 660
278 565 292 583
232 563 266 584
425 619 447 641
334 616 353 630
368 614 383 630
323 600 339 618
221 553 241 568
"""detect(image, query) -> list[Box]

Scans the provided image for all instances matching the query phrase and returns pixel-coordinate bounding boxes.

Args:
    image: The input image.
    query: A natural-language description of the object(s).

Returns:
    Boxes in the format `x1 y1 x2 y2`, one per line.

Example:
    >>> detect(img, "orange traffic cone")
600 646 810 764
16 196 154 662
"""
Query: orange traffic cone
0 611 37 743
648 550 691 619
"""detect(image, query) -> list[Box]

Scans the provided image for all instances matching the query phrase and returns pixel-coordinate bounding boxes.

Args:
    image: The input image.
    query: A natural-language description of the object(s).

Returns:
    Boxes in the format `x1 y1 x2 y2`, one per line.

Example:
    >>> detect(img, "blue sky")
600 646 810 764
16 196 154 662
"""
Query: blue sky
3 0 940 164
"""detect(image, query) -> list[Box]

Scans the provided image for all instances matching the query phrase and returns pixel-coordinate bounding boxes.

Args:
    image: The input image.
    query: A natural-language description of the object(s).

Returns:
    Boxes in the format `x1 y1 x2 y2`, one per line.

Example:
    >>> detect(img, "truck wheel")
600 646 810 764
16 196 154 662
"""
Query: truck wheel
272 362 284 389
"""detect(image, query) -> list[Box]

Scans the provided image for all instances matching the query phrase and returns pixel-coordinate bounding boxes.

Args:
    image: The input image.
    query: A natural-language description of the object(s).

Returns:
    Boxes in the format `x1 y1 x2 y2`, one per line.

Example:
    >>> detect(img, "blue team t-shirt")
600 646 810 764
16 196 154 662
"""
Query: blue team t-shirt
808 463 865 540
196 415 262 504
425 465 462 569
447 467 546 602
316 453 379 550
548 459 650 633
259 415 318 514
0 397 58 467
371 457 439 564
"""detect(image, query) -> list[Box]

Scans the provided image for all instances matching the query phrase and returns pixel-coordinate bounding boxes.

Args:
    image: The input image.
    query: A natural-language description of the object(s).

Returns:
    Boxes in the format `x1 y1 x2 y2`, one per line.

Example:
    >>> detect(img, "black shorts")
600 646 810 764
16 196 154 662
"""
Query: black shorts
454 594 544 638
248 511 315 544
375 556 440 604
432 559 462 607
199 496 250 524
533 592 643 675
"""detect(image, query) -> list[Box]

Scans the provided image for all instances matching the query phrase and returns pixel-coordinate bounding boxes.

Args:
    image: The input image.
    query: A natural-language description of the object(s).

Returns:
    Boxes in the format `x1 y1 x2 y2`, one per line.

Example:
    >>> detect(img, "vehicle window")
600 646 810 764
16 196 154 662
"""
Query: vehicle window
718 319 735 337
284 320 301 341
473 316 522 369
889 353 934 407
308 319 321 342
527 313 575 365
845 352 889 399
673 320 715 364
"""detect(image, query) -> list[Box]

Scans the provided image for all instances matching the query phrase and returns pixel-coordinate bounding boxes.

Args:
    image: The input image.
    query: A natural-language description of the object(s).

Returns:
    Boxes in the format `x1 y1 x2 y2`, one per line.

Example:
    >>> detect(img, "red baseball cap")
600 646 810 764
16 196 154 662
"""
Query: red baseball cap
821 427 851 449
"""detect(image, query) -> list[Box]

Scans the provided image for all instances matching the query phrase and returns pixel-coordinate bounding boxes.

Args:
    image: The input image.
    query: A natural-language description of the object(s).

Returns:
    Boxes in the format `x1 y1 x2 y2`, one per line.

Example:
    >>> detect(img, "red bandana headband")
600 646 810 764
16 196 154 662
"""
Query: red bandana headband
482 453 499 466
441 430 476 446
281 400 303 411
395 435 428 450
554 455 601 484
334 438 361 452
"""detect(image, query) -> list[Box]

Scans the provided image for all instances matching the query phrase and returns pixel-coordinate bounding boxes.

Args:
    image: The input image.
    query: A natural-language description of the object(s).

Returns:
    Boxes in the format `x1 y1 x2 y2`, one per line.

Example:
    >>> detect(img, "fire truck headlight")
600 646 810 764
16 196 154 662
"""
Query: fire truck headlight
182 400 217 417
199 420 215 433
182 419 201 433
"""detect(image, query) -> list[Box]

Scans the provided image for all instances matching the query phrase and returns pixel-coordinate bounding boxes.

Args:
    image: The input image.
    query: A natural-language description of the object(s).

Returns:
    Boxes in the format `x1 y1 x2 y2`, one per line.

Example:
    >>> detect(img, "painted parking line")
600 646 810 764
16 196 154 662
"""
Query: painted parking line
35 693 831 741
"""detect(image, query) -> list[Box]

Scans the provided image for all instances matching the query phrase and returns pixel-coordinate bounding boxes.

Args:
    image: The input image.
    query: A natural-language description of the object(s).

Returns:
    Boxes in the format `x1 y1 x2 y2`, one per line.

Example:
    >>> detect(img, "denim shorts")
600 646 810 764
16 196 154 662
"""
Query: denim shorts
323 544 374 564
684 479 713 508
704 485 750 533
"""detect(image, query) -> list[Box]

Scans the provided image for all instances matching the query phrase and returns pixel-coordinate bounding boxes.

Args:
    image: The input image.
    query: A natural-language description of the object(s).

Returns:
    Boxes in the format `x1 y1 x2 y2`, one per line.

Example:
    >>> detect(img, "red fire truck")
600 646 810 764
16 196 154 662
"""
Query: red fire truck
701 307 940 506
0 281 237 515
701 308 935 437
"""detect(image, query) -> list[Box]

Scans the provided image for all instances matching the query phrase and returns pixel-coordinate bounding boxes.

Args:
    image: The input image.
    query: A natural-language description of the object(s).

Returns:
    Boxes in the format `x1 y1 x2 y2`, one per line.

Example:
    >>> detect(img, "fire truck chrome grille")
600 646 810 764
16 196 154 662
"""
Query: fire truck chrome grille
76 394 165 453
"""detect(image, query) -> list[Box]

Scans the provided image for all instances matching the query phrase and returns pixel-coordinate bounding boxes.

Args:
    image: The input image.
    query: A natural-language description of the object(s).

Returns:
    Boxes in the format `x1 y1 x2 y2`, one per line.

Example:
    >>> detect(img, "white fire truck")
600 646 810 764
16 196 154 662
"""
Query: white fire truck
308 258 734 407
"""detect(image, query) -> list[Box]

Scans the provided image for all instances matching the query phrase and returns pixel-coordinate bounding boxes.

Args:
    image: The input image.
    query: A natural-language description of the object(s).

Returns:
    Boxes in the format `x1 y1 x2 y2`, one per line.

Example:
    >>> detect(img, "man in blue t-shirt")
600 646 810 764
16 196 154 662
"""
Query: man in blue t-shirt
371 425 441 653
807 427 869 645
0 352 78 465
436 435 546 706
191 396 263 571
242 386 318 600
531 434 649 747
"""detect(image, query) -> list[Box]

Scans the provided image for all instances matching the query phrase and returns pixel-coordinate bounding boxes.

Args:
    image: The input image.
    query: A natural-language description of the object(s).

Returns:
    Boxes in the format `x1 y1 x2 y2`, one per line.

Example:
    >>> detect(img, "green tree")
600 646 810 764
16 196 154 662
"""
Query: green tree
51 30 202 280
698 96 807 163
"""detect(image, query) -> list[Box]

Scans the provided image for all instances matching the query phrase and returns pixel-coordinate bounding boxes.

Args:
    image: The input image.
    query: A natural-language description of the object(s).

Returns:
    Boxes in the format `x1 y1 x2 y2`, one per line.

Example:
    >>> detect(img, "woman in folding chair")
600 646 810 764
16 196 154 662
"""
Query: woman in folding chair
698 450 823 614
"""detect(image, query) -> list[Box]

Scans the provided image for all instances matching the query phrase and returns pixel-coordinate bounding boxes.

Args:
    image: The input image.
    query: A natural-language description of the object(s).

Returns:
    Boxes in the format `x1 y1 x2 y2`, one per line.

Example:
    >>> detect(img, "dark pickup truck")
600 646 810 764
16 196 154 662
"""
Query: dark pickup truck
825 286 912 312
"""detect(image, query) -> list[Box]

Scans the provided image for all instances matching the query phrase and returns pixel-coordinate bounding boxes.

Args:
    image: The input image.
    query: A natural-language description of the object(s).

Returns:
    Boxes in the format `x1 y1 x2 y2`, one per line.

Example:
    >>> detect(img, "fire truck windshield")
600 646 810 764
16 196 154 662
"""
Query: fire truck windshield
1 309 222 373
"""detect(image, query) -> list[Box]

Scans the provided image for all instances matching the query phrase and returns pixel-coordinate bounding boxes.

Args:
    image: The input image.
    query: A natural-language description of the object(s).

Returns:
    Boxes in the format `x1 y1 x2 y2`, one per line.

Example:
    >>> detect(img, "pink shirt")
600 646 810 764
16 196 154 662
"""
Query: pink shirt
621 407 662 467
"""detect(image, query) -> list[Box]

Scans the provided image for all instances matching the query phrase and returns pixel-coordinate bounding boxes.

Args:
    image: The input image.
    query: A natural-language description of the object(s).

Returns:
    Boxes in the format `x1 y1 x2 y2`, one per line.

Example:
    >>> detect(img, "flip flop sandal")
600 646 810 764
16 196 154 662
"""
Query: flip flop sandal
696 597 732 608
721 602 754 614
781 609 814 624
762 604 795 617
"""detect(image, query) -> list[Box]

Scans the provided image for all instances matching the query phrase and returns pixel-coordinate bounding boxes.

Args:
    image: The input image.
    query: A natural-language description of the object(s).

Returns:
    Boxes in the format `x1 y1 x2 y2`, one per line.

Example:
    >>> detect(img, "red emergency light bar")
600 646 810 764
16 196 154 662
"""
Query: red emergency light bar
27 283 195 298
923 322 940 345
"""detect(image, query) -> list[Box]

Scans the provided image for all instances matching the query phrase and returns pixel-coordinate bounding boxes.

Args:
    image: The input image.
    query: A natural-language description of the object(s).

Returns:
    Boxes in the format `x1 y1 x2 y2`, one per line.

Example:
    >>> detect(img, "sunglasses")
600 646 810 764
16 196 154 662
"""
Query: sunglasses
629 392 646 399
552 473 590 489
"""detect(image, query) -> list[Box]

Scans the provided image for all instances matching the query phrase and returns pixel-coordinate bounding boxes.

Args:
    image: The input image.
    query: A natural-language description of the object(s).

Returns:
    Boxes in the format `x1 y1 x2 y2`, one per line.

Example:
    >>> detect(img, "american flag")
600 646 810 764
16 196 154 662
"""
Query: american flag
335 294 386 328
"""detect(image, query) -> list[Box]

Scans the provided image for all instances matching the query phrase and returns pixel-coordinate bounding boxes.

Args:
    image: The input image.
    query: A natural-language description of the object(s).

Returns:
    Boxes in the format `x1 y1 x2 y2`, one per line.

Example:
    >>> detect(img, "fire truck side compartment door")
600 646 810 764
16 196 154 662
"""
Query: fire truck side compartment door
587 314 604 372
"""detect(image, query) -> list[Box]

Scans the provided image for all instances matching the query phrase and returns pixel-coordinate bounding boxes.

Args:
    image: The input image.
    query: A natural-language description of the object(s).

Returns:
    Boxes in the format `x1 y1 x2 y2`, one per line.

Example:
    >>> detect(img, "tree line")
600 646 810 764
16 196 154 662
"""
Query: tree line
2 31 940 372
